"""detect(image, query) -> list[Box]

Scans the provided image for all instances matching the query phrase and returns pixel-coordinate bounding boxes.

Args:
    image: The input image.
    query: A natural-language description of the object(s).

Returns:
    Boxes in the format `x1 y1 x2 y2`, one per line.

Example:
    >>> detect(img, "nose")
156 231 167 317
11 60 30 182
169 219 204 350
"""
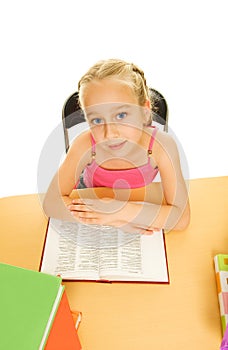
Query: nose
104 122 119 138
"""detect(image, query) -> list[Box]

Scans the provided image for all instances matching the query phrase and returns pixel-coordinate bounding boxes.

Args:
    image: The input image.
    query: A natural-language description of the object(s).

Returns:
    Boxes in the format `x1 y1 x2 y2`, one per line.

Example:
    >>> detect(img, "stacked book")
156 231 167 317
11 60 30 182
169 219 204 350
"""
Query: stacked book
214 254 228 335
0 263 81 350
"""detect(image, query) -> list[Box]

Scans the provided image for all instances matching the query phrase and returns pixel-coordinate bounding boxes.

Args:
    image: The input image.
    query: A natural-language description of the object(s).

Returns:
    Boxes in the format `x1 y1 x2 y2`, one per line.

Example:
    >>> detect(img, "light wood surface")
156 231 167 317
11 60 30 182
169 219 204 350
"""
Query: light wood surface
1 176 228 349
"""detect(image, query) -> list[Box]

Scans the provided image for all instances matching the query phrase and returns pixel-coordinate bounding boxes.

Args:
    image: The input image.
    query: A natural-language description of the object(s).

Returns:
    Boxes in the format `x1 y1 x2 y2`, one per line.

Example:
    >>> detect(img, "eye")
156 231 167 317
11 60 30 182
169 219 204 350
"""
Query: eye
90 117 104 125
116 112 127 121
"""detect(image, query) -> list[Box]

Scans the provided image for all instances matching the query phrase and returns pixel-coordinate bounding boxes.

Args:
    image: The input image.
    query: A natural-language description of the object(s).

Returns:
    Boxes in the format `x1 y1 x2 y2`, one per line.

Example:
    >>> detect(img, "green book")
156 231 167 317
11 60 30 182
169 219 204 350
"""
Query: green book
0 263 64 350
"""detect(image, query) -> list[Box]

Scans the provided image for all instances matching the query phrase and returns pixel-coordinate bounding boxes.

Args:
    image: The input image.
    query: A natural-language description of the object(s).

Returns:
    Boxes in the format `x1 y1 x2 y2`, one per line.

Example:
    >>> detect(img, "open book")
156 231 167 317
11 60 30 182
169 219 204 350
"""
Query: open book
40 218 169 283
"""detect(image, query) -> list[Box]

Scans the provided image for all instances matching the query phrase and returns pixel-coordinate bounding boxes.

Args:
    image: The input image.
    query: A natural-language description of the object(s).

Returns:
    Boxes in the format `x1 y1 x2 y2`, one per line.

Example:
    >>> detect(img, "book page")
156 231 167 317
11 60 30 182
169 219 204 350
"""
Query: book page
99 232 142 277
41 219 100 279
41 218 168 282
41 219 139 279
100 231 168 282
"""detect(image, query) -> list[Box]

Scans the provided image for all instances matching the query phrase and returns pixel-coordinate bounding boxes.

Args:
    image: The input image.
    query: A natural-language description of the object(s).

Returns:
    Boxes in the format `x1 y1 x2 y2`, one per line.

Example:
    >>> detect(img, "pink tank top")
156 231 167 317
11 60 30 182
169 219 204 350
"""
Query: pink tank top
82 127 159 189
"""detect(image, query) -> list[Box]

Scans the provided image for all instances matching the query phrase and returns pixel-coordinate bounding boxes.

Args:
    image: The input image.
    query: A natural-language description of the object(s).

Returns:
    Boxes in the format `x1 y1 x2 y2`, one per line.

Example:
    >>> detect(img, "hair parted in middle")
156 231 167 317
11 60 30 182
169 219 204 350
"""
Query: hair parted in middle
78 58 154 125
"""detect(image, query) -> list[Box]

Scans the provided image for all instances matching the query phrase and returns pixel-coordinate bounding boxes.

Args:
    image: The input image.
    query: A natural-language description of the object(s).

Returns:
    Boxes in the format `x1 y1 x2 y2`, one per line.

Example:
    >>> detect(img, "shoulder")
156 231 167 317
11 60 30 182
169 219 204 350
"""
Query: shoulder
69 129 92 151
155 129 177 148
153 129 180 163
64 130 93 164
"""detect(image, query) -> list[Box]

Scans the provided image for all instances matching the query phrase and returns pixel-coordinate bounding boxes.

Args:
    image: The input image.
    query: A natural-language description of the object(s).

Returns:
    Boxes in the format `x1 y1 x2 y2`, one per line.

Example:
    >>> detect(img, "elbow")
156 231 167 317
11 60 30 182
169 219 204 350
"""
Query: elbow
42 191 73 221
42 195 52 218
172 203 191 231
42 191 59 218
174 214 190 231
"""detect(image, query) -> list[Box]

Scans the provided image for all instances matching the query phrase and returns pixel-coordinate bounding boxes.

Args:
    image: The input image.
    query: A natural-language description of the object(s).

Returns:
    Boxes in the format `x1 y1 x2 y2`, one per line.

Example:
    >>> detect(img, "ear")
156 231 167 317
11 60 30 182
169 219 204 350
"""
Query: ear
143 99 152 125
145 99 151 109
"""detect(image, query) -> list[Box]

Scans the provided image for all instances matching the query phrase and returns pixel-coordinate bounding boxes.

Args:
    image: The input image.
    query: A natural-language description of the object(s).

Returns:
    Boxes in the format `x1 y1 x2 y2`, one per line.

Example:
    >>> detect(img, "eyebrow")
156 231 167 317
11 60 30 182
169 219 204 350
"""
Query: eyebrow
85 103 133 118
111 104 132 112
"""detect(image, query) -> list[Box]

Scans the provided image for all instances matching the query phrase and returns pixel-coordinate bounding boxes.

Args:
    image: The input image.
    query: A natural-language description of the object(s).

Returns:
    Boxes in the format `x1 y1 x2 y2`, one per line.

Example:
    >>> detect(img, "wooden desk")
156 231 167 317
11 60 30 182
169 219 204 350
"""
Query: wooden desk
1 177 228 349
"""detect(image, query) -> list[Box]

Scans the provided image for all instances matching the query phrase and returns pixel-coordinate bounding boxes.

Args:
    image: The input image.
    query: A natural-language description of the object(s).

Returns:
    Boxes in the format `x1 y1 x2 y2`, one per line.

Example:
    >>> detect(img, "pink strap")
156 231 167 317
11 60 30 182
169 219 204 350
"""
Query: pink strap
148 127 158 152
90 134 96 156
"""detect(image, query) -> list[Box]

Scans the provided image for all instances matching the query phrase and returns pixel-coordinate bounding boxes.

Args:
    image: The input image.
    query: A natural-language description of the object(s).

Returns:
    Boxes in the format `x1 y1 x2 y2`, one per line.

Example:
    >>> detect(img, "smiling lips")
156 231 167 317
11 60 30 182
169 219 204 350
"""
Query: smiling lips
108 140 127 150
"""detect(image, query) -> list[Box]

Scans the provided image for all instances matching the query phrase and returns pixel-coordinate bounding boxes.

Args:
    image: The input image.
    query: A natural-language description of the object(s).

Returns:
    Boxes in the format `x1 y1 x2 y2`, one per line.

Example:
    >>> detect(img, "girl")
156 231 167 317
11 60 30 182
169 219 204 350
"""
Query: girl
43 58 190 234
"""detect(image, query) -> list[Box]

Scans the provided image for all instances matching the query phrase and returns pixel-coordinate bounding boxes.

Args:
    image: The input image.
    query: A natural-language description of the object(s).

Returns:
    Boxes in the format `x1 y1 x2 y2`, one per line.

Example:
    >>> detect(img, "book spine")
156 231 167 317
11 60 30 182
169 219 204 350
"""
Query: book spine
220 323 228 349
214 255 228 335
39 284 65 349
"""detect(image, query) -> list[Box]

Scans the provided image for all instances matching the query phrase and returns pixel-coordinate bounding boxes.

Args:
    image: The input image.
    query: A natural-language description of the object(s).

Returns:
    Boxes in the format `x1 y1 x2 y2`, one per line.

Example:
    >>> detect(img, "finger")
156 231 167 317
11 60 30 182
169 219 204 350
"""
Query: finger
72 198 94 206
72 199 85 204
77 216 100 225
72 210 100 220
120 224 144 235
70 210 100 225
79 211 97 218
141 229 154 235
68 204 93 212
124 224 154 235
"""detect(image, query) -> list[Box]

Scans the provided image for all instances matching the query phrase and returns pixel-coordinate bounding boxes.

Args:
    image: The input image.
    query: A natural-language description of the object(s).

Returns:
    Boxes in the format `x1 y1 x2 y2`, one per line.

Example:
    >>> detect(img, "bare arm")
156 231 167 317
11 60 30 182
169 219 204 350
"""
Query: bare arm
42 131 92 221
148 131 190 231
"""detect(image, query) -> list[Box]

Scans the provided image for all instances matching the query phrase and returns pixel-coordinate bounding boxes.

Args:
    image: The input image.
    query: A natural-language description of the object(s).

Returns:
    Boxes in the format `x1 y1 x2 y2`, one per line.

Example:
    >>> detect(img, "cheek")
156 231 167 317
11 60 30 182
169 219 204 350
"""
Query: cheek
91 126 104 142
119 124 143 139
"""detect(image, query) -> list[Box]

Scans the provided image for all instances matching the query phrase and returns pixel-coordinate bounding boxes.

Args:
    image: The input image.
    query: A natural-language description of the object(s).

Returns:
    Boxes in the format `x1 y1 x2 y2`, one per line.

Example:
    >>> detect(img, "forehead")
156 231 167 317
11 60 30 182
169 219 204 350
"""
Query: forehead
81 79 138 108
85 102 143 118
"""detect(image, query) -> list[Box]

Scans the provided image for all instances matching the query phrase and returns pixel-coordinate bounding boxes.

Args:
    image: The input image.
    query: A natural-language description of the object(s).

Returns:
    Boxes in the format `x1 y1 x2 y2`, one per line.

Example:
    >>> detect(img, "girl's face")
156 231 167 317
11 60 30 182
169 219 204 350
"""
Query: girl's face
81 79 150 156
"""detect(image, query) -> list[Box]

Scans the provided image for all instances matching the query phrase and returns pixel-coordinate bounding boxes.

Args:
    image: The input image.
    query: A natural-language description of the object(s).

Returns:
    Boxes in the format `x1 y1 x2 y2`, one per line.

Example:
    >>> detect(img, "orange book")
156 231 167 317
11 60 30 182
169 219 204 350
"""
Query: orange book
45 291 81 349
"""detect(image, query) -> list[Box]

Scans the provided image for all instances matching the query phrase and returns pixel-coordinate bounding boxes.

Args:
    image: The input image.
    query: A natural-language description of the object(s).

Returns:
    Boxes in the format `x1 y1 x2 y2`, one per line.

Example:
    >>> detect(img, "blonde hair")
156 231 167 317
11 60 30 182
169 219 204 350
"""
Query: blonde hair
78 59 153 117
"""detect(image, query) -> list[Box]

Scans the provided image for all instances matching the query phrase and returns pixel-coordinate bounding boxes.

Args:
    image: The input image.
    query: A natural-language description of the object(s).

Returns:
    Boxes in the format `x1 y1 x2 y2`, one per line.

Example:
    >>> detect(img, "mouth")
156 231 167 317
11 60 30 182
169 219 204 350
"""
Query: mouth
108 140 127 150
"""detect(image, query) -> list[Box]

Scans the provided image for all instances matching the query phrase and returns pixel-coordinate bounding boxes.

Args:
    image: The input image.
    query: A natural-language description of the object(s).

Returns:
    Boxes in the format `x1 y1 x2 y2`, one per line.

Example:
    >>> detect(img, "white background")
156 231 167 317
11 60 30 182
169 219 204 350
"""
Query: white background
1 1 227 198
